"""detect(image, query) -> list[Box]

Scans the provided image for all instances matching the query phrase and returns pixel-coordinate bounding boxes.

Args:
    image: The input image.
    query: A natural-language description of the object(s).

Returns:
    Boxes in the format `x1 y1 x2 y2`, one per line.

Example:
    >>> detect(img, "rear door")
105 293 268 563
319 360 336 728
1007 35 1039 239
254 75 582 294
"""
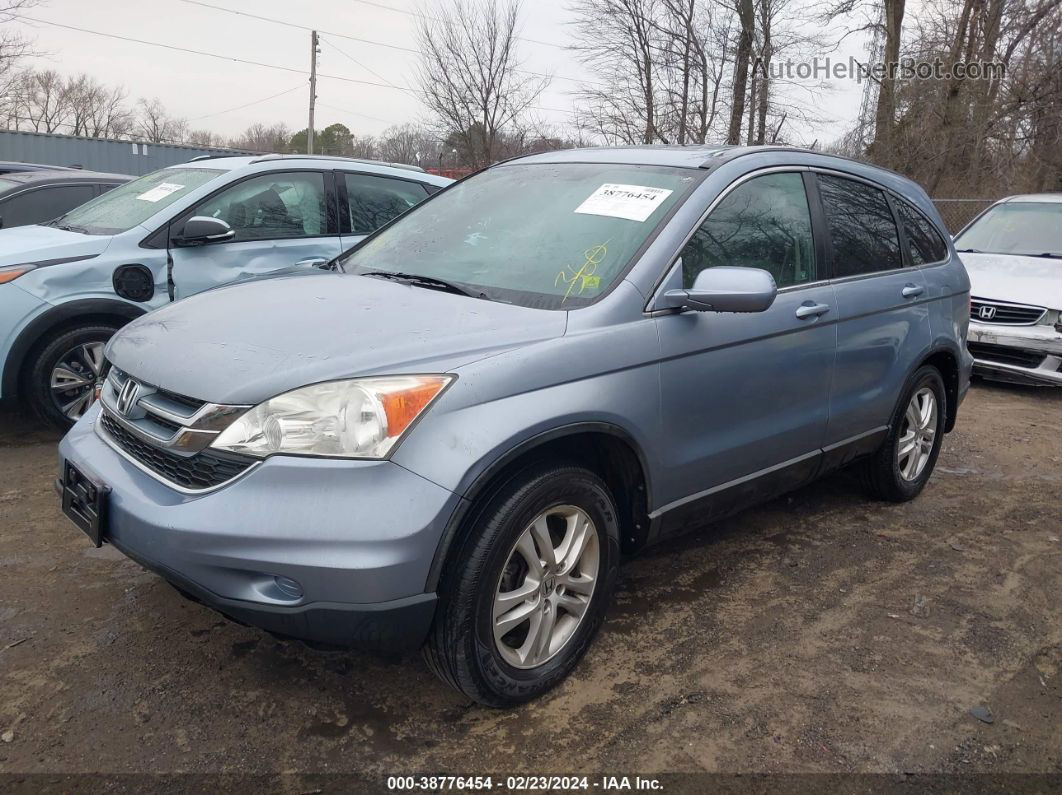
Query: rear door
654 170 837 516
169 170 341 300
338 171 432 249
815 171 932 448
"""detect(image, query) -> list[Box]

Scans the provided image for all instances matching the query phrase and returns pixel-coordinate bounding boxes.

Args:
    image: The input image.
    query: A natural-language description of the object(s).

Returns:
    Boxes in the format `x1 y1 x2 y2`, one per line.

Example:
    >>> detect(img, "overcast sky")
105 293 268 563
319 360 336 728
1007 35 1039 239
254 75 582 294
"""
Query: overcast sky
12 0 868 146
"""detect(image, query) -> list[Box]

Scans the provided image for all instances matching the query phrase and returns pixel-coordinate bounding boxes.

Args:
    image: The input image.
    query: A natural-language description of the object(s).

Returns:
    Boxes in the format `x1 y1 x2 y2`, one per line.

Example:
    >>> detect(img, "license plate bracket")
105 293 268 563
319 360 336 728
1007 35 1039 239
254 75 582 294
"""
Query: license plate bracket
61 461 109 547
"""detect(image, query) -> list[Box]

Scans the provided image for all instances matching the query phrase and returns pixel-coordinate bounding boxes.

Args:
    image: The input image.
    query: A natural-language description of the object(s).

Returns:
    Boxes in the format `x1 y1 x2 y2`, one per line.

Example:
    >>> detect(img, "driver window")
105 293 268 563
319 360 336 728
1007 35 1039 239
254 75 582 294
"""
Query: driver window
680 172 816 288
194 172 326 241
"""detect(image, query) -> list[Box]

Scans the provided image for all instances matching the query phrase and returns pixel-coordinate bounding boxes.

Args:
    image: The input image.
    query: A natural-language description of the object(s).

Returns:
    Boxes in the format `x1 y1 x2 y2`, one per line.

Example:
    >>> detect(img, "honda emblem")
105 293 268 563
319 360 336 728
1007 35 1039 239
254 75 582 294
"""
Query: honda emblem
978 305 996 320
115 379 140 416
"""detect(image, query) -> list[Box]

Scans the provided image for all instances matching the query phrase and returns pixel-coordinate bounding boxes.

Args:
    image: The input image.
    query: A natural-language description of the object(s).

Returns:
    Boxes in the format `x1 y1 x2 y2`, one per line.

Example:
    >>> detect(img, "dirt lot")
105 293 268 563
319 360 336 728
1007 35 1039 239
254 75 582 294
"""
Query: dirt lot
0 382 1059 786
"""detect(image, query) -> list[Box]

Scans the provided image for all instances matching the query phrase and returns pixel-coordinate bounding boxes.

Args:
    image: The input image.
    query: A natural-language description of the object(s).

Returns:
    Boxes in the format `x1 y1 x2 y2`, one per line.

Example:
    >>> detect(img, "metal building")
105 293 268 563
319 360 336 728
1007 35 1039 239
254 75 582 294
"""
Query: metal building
0 129 258 176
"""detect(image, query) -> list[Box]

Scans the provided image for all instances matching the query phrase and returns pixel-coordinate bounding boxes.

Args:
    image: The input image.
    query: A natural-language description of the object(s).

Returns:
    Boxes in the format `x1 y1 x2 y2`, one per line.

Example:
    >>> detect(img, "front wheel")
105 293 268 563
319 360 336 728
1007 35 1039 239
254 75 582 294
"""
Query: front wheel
861 365 946 502
26 324 118 431
423 463 621 707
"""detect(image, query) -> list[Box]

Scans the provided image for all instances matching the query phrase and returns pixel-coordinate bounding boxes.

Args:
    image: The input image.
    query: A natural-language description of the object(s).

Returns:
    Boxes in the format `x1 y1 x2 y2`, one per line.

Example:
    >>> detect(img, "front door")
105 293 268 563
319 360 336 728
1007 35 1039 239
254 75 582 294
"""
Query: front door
654 171 836 520
169 170 341 300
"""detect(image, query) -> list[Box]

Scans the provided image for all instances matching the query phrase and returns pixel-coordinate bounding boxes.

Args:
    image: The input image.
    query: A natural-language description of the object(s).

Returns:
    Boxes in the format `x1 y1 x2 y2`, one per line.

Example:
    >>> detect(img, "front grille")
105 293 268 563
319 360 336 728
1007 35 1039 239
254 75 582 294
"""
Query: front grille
99 412 253 490
970 298 1047 325
967 341 1047 369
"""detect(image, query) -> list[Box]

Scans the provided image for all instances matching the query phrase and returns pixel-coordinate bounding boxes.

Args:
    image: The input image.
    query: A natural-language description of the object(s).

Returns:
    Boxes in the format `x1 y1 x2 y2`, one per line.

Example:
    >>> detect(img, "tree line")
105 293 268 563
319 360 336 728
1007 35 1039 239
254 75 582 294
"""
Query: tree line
1 0 1058 196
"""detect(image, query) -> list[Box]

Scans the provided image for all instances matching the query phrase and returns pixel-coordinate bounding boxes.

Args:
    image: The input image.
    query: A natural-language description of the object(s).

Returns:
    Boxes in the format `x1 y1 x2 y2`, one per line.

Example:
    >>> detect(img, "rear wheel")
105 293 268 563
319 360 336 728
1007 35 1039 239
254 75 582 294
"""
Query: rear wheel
423 463 620 707
26 324 118 431
861 365 946 502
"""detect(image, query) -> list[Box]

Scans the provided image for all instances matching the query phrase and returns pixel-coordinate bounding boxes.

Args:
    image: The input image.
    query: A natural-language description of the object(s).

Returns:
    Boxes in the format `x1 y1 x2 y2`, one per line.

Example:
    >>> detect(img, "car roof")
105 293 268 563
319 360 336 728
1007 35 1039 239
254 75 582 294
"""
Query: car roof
999 193 1062 204
507 144 820 169
0 168 131 186
175 154 453 186
0 161 76 172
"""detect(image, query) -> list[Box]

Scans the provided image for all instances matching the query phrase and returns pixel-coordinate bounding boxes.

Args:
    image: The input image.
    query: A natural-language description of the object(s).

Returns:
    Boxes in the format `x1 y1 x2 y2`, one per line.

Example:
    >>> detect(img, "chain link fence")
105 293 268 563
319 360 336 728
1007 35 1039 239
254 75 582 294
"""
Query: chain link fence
932 199 996 234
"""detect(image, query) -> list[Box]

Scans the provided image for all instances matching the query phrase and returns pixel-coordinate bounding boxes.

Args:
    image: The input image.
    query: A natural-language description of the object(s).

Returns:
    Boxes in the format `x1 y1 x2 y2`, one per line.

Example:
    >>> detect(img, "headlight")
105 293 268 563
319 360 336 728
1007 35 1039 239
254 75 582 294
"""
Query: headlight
210 375 453 459
0 264 37 284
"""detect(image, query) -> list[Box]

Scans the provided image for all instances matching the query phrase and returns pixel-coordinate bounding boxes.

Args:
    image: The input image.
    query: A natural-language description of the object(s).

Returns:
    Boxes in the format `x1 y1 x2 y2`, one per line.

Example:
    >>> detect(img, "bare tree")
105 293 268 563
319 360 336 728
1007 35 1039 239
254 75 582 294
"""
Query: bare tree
14 68 71 132
415 0 548 168
228 122 292 152
0 1 38 125
377 123 437 165
134 97 188 144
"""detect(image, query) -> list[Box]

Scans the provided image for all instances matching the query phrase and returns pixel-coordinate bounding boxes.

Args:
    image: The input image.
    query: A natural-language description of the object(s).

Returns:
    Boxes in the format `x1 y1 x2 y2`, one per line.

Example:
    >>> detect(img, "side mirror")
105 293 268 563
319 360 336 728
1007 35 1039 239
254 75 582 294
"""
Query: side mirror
660 266 777 313
174 216 234 246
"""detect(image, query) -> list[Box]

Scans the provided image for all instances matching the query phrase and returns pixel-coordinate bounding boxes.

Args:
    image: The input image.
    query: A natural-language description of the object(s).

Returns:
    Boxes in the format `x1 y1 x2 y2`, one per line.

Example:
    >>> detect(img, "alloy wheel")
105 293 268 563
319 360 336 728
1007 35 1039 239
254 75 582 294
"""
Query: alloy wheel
897 386 938 481
492 504 600 669
50 342 106 421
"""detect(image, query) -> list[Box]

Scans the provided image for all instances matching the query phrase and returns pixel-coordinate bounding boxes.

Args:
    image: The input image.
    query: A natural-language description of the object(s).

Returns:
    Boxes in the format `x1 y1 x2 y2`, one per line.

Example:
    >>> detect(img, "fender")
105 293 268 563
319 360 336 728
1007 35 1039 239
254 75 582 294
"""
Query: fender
424 421 653 592
2 298 147 401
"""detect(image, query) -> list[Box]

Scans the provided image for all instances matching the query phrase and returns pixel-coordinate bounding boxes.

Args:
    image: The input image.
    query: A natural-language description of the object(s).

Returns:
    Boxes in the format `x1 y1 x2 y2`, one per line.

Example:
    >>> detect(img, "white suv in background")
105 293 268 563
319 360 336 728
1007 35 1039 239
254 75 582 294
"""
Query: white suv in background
0 154 451 428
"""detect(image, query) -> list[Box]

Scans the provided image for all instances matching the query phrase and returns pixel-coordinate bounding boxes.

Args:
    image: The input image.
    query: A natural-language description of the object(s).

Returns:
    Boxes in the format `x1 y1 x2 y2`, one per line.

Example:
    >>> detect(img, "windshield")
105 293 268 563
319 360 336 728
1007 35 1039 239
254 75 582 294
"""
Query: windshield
0 177 20 192
955 202 1062 258
339 163 700 309
52 167 224 235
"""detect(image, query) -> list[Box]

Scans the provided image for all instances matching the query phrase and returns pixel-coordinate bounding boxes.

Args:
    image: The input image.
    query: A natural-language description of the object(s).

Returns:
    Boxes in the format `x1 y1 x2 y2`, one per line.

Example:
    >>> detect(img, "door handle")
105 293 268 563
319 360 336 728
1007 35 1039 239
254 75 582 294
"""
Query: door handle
795 302 830 319
901 283 925 298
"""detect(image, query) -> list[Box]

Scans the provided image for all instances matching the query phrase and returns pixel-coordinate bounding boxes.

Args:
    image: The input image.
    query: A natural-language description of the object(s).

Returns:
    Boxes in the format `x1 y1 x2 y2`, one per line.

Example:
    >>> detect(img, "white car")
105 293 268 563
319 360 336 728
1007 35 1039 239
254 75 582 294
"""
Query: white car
955 193 1062 385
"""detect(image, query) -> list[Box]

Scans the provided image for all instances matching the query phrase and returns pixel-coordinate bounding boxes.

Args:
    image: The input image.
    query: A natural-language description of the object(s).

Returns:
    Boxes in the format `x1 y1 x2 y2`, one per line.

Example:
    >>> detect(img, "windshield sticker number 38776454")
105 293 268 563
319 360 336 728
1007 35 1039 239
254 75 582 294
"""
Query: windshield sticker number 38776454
574 183 674 223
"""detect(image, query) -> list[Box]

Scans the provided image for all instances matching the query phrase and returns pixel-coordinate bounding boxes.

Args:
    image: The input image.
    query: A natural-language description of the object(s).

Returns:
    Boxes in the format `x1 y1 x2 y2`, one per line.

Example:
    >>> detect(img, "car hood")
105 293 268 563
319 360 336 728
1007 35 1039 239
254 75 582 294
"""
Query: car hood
106 272 568 404
0 224 112 267
961 252 1062 309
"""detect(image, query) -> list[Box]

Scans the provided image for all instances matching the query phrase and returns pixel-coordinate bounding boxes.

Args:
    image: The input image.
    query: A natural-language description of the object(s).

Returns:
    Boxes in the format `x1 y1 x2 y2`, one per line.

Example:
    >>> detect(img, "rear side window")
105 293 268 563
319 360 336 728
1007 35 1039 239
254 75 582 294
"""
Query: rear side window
896 200 947 264
344 173 428 235
0 184 96 228
818 174 903 277
680 172 817 288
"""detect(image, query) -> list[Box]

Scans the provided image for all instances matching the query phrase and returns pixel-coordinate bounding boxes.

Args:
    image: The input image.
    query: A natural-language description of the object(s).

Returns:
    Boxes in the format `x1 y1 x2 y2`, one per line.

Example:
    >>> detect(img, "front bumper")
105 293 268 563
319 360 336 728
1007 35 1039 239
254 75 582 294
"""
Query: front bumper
58 406 462 651
968 321 1062 386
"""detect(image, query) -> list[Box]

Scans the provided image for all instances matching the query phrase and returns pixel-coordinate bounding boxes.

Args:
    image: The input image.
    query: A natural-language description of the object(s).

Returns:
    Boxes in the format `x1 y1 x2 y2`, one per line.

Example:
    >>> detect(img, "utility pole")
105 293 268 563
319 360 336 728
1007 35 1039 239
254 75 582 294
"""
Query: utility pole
308 30 319 155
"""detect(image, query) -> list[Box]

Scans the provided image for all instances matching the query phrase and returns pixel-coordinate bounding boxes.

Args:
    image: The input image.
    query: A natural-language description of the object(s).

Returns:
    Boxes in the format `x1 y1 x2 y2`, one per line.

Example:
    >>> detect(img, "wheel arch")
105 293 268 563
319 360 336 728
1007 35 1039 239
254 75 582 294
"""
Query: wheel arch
918 345 961 432
425 422 653 592
3 298 146 402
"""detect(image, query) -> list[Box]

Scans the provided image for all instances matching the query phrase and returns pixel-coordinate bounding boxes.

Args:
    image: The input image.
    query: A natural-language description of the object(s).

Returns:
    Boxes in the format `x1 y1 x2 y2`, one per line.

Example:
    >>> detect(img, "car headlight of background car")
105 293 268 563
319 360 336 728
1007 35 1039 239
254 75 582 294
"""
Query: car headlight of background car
210 375 452 459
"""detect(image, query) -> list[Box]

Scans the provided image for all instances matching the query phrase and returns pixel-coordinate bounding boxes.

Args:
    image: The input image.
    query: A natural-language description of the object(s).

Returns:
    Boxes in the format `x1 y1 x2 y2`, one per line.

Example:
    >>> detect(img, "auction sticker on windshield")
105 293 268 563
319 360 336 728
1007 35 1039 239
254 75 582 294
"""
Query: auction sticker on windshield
575 183 674 222
136 183 185 202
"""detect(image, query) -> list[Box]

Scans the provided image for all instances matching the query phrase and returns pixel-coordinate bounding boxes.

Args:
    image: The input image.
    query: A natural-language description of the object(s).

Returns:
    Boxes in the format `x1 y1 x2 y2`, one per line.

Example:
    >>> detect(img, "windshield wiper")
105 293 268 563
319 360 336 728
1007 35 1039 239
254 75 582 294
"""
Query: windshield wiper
55 222 89 234
362 270 483 299
955 248 983 253
1031 252 1062 259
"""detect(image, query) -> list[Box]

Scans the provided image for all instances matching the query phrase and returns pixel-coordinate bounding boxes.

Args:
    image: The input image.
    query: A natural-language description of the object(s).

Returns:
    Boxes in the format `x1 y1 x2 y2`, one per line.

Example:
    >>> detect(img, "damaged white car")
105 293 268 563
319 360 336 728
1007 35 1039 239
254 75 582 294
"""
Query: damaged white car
955 193 1062 385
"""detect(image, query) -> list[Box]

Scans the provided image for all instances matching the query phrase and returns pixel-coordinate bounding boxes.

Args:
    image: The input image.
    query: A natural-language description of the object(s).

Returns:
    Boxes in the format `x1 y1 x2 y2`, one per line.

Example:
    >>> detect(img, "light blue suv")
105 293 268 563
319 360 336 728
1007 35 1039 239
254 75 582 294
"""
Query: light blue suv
0 154 450 428
58 145 972 706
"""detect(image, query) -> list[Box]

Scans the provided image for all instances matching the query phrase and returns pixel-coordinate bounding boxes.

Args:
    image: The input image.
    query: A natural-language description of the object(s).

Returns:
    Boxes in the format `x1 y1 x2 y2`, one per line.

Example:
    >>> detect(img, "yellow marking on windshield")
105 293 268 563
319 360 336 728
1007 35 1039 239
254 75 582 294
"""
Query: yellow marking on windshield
556 241 609 302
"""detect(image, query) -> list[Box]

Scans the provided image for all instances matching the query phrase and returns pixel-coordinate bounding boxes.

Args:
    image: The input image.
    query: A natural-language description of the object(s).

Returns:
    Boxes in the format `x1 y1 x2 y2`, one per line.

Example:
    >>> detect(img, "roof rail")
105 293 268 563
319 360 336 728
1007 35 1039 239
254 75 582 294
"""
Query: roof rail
249 153 426 172
187 153 253 162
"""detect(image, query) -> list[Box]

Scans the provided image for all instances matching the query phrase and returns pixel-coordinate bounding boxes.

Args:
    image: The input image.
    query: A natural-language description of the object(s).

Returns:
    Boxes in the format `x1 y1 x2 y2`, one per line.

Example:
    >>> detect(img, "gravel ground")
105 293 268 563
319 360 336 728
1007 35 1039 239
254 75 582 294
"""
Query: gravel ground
0 381 1059 787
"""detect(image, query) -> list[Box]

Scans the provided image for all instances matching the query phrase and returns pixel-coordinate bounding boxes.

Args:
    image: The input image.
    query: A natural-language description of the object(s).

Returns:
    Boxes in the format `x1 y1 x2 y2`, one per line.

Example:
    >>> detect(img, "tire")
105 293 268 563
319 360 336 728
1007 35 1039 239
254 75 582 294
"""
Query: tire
25 324 118 431
423 463 621 707
860 365 947 502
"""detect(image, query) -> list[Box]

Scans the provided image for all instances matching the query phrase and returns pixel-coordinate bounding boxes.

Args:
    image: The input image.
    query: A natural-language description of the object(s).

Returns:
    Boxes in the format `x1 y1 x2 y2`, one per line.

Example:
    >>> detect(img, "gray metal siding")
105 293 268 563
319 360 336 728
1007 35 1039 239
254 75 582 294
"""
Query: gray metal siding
0 129 257 176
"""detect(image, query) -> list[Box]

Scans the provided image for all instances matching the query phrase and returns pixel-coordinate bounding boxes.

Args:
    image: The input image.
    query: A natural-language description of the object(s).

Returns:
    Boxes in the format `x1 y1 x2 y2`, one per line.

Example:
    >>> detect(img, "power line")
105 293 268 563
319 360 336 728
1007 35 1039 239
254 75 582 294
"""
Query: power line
14 15 428 94
14 14 582 121
177 0 602 87
187 83 304 121
321 36 408 92
348 0 567 51
315 102 399 126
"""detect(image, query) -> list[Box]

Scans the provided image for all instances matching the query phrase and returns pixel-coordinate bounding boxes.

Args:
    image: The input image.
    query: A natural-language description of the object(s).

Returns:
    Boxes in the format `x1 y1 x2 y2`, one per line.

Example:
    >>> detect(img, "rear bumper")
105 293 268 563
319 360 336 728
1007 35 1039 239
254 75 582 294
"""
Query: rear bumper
968 321 1062 386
